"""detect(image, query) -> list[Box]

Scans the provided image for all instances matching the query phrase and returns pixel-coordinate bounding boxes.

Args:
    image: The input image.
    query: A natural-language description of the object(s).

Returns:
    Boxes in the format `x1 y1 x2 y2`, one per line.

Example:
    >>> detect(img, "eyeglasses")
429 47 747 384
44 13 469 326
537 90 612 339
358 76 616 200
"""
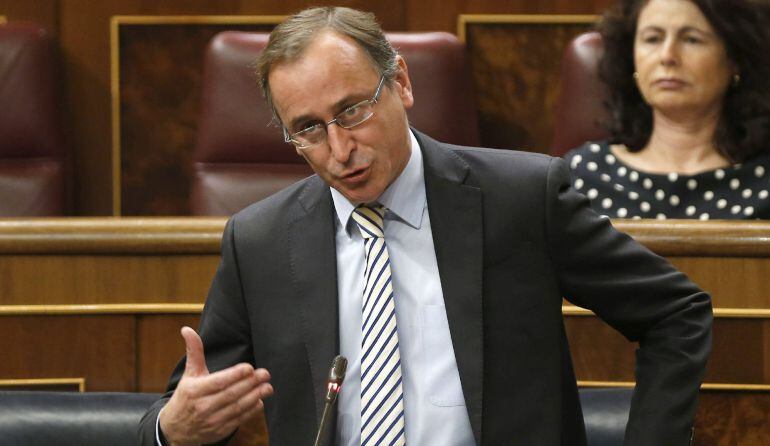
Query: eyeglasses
283 76 386 150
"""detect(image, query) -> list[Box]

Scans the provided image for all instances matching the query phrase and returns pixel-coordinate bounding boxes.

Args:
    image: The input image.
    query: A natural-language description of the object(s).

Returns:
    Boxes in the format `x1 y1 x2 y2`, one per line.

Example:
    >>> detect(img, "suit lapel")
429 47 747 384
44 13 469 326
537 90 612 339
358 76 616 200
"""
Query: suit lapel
418 131 485 445
287 176 340 437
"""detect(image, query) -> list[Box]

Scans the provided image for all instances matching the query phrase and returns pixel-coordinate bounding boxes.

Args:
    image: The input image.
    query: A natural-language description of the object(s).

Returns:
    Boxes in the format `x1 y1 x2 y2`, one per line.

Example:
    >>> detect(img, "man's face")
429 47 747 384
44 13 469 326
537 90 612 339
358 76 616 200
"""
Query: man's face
268 31 414 204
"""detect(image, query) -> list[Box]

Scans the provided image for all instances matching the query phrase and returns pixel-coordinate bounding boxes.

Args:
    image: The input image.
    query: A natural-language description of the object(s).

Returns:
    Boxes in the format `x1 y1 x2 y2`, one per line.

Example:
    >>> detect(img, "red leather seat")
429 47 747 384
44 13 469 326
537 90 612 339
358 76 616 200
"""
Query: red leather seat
191 31 479 216
0 22 68 216
550 32 609 157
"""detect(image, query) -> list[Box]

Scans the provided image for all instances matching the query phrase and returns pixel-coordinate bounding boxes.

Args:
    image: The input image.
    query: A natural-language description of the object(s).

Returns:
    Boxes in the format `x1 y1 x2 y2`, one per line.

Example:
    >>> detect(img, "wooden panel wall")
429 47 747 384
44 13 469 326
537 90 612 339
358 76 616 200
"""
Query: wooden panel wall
117 20 279 216
464 18 594 153
0 0 612 215
567 317 770 445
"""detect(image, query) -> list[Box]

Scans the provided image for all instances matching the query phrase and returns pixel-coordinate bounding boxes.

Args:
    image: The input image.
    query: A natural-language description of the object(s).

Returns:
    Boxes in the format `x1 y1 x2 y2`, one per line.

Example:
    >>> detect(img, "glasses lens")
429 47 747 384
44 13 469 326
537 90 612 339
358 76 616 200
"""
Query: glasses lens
336 101 374 129
292 124 325 148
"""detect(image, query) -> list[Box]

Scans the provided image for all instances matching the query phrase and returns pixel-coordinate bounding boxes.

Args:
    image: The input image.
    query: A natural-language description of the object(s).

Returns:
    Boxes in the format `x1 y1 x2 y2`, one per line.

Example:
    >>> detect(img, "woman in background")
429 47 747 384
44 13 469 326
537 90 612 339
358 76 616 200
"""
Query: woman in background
566 0 770 219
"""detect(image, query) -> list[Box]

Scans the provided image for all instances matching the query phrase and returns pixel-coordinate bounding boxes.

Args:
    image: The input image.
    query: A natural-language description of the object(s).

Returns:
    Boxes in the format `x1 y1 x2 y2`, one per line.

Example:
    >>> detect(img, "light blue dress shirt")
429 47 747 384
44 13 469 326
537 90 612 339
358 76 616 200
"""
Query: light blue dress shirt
331 131 475 446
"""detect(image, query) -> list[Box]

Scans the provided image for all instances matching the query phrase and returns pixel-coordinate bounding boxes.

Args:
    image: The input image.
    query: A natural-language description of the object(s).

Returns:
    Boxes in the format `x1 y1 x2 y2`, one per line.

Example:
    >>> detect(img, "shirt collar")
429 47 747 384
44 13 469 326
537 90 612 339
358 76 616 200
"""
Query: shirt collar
330 130 426 237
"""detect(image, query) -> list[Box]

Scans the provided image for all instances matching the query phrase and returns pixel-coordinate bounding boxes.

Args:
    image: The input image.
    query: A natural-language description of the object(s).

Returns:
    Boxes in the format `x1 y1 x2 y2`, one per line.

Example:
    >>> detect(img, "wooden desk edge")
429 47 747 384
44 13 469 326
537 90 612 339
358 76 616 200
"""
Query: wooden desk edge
0 218 769 256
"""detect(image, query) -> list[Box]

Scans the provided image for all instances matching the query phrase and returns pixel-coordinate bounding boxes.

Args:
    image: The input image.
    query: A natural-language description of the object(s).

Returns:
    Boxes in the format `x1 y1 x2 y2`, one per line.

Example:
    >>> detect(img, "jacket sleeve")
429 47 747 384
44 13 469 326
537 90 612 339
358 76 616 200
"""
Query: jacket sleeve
543 157 712 445
138 217 254 445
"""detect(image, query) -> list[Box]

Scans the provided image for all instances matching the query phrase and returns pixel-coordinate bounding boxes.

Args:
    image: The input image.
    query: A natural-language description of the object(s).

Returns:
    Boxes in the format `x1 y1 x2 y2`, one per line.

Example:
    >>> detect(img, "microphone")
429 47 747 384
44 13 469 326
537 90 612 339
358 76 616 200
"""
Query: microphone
313 355 347 446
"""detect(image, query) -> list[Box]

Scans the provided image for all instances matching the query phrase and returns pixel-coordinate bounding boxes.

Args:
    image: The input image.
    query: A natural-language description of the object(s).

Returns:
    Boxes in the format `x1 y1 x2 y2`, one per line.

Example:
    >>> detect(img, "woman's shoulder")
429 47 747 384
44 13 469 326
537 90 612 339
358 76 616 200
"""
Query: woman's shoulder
736 150 770 173
563 140 610 160
563 140 614 175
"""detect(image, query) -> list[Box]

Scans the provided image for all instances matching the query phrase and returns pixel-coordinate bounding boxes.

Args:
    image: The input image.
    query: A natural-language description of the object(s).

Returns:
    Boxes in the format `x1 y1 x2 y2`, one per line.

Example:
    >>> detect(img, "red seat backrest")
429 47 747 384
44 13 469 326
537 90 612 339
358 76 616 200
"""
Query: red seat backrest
0 22 68 216
550 32 610 157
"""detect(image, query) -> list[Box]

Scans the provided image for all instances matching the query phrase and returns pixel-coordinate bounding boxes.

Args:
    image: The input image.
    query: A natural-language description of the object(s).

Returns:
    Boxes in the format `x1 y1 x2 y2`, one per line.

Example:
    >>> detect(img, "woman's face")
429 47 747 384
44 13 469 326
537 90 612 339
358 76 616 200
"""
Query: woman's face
634 0 734 119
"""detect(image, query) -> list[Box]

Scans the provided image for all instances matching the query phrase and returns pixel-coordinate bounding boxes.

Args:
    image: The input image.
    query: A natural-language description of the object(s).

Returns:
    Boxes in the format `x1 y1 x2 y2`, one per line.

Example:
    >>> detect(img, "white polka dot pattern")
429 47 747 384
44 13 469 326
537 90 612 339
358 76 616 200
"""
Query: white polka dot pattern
564 141 770 220
742 189 752 199
717 199 727 209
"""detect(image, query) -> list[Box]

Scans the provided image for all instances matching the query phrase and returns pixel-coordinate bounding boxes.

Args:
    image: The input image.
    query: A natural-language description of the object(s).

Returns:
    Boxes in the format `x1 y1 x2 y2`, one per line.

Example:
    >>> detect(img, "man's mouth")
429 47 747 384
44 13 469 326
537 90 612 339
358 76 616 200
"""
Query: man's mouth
340 166 370 183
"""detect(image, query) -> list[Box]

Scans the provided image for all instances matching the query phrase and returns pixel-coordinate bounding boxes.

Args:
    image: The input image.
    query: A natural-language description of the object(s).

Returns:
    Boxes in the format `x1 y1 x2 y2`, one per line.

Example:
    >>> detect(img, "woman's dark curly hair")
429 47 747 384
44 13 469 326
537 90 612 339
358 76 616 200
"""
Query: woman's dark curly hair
598 0 770 162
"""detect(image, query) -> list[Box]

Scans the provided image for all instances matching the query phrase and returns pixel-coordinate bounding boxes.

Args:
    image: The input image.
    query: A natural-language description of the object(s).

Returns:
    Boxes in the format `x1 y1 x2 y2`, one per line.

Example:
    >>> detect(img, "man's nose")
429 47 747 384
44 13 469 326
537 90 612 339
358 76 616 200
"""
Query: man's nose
326 124 355 163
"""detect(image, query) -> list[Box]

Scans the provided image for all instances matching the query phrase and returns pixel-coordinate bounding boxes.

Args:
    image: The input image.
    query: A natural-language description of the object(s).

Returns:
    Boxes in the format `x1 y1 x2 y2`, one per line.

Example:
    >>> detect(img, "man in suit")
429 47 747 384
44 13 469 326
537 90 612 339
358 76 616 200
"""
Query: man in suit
140 6 712 446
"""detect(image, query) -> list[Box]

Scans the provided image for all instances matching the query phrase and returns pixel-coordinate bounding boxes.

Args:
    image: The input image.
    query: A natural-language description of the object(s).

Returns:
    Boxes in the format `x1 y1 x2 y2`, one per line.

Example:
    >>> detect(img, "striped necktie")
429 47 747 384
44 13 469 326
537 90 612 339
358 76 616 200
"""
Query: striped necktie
351 205 406 446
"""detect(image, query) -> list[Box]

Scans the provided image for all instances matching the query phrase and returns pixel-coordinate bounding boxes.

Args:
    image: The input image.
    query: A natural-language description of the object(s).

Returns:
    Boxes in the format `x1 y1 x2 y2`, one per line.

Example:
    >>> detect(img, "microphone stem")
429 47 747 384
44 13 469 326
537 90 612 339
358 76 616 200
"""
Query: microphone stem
313 400 334 446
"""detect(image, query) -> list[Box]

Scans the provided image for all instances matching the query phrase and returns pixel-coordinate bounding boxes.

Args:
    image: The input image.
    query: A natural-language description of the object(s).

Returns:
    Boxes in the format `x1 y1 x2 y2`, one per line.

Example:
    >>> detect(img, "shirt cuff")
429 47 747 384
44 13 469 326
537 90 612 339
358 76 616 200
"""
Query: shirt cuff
155 406 168 446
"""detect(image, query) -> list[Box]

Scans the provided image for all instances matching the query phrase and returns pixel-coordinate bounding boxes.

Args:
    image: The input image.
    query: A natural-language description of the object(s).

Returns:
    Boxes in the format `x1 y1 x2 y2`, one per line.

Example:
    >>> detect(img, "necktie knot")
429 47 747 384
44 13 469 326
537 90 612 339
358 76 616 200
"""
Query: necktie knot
352 205 386 239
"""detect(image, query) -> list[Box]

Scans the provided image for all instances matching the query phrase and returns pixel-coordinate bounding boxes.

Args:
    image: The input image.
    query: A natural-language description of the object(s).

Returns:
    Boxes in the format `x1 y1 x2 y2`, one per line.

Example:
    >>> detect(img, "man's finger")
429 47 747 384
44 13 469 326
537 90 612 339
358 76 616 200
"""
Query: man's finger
191 362 257 398
181 326 209 377
205 383 272 431
199 367 271 414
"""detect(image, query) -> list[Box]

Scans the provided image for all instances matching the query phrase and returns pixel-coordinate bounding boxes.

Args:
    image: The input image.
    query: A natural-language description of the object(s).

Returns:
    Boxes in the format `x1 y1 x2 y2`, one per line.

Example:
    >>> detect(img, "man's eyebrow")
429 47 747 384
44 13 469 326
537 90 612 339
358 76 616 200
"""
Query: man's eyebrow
288 113 317 131
287 91 371 131
332 92 365 111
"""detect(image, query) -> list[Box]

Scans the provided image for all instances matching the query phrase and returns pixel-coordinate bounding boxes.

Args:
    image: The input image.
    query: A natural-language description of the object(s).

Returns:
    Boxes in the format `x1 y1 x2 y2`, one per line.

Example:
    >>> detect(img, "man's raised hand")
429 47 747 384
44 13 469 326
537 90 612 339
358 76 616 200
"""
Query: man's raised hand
159 326 273 446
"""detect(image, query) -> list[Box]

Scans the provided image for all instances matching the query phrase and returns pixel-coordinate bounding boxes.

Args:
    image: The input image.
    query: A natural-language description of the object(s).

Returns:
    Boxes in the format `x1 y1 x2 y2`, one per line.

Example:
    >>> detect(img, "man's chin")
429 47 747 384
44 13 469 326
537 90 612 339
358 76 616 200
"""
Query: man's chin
335 185 382 205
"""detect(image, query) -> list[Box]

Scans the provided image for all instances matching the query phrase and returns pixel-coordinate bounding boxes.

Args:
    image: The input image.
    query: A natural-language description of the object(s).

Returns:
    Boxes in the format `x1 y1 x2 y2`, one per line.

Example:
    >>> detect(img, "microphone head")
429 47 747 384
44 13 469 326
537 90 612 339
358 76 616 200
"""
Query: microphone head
329 355 347 384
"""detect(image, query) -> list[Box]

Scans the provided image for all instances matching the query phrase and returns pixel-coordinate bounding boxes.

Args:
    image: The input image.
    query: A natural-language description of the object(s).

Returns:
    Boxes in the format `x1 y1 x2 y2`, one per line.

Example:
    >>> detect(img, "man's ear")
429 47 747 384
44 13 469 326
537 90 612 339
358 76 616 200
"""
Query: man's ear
392 55 414 109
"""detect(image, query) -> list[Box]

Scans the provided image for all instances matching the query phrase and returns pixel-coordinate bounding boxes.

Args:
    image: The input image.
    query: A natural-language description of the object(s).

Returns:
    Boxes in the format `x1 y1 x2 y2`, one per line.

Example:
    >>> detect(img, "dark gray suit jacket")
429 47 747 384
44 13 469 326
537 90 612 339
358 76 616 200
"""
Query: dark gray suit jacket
140 131 712 445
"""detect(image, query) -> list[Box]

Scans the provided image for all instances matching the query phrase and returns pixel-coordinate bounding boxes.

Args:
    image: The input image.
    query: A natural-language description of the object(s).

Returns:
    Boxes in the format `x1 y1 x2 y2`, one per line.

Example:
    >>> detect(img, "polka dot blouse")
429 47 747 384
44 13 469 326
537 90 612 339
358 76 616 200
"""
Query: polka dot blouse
565 141 770 220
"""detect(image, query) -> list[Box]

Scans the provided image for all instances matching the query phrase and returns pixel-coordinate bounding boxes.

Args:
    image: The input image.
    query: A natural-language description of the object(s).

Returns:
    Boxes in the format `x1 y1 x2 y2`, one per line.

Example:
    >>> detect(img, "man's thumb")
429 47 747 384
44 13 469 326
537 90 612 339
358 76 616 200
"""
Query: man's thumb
181 326 209 377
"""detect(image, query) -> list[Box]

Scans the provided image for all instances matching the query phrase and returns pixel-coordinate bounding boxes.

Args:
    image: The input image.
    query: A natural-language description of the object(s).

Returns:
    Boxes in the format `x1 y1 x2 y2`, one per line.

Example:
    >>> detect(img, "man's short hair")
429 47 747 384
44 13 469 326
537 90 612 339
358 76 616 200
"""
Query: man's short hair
255 6 399 122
